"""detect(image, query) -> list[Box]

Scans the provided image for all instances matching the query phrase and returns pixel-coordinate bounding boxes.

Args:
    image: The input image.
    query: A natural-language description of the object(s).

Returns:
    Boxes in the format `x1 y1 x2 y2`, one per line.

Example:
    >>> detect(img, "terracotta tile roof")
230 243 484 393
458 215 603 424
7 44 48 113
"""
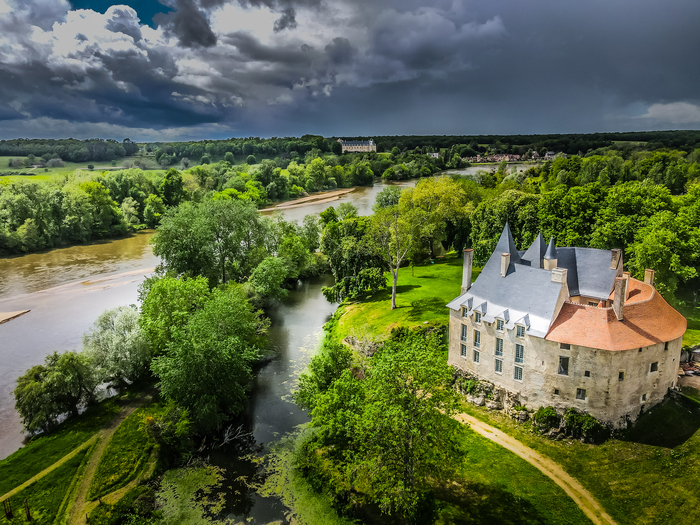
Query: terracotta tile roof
546 278 686 351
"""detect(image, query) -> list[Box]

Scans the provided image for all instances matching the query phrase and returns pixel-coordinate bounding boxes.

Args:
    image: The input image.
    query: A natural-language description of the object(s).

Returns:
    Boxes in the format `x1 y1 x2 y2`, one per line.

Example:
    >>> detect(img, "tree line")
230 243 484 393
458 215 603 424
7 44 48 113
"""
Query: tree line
0 138 138 162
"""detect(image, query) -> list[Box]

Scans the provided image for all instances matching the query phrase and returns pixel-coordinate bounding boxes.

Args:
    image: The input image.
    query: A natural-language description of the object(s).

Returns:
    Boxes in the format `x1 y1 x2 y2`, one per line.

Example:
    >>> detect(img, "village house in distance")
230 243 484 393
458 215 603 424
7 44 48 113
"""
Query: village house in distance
447 224 687 428
337 138 376 153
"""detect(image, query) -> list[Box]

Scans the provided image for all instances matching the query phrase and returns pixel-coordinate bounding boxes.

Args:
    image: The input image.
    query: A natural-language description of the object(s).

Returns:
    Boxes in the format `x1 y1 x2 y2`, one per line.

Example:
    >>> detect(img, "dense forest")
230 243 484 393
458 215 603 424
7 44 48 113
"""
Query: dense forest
3 129 700 164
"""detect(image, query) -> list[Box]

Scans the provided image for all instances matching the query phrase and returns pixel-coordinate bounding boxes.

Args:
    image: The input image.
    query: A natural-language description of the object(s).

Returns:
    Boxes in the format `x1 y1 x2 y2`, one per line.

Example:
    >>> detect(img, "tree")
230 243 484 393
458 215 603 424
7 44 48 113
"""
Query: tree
143 194 165 228
370 206 414 310
294 339 352 410
308 331 463 522
14 351 98 433
139 276 211 356
224 152 235 164
246 154 257 165
150 286 267 432
83 306 151 388
120 197 140 228
159 168 186 207
248 256 289 300
374 186 402 211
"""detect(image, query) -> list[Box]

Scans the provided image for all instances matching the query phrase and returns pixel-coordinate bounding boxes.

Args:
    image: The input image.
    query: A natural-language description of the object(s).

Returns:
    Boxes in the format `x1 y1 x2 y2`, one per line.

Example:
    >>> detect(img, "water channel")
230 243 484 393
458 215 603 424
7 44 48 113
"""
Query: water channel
0 179 419 521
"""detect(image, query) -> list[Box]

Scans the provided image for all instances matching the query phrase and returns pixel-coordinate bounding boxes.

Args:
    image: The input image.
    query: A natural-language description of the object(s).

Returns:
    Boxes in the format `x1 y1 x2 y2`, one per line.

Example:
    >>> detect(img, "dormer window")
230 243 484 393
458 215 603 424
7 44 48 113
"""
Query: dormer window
516 325 525 338
496 319 504 331
474 311 481 323
462 307 469 318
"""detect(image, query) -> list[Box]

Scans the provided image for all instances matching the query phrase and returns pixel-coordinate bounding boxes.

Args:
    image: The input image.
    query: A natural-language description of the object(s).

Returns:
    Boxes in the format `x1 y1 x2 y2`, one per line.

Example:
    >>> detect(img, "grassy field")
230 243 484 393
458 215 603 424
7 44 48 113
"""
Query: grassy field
88 406 154 500
0 446 90 525
336 254 478 342
436 422 590 524
0 155 169 181
457 397 700 525
677 301 700 347
0 401 119 496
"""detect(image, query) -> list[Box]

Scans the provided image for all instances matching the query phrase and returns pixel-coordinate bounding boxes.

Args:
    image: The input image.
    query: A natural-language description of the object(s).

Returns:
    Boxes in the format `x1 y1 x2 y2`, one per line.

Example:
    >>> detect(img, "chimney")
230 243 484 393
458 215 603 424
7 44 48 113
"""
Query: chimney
611 249 621 270
612 276 627 321
461 249 474 294
500 253 510 277
551 267 568 284
644 269 655 287
623 271 631 301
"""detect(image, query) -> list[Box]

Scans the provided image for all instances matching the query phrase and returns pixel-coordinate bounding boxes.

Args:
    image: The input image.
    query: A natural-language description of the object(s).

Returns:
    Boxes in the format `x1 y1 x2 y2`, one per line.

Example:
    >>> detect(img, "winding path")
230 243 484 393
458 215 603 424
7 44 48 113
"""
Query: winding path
454 412 617 525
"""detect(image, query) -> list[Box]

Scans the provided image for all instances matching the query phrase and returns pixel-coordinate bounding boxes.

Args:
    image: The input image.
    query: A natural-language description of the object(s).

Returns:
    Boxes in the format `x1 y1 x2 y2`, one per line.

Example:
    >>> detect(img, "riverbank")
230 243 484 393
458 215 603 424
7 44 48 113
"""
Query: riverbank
0 310 29 325
261 187 357 212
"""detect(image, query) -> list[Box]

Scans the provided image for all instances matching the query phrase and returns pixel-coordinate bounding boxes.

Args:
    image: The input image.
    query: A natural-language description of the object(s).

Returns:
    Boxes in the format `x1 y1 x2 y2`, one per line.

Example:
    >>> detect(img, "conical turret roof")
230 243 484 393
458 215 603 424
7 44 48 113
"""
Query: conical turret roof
523 232 547 268
494 222 521 263
544 237 557 260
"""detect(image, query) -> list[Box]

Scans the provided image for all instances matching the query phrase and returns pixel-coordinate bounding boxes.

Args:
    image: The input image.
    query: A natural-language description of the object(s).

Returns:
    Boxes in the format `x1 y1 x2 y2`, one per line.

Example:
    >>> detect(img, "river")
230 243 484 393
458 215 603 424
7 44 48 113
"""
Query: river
0 178 417 523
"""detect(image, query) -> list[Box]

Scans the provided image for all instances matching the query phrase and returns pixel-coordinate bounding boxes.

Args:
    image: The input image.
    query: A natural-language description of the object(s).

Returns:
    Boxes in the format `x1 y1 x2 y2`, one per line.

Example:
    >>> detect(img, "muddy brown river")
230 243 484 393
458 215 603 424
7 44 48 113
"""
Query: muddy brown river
0 176 417 505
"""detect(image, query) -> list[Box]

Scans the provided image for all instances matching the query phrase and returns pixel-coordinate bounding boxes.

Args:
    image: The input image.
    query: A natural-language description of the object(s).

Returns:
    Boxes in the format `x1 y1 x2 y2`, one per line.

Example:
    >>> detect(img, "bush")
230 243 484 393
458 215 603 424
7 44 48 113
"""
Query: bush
532 406 560 433
563 408 608 442
88 164 95 170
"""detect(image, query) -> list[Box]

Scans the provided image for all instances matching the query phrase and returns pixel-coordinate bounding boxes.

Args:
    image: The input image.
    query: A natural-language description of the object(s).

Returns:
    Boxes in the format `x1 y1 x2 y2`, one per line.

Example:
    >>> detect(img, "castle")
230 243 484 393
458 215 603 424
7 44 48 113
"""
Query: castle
337 139 376 153
447 224 687 427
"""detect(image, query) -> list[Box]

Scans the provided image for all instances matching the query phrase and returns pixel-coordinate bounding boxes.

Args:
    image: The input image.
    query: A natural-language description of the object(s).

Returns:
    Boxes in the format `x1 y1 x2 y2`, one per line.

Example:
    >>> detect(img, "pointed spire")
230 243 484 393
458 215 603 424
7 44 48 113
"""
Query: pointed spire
523 232 546 268
544 237 557 260
494 222 521 263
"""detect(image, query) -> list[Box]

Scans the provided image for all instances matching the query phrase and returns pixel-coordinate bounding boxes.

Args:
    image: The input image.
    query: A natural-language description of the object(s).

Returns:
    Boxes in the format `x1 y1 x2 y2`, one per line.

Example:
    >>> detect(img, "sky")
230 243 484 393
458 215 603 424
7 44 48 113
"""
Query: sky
0 0 699 141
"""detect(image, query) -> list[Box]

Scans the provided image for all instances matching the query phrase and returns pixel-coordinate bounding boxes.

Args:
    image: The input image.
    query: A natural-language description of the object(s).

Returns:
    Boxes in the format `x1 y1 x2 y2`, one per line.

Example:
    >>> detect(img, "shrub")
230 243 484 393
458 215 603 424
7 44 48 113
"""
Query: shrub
532 406 560 433
88 164 95 170
563 408 608 442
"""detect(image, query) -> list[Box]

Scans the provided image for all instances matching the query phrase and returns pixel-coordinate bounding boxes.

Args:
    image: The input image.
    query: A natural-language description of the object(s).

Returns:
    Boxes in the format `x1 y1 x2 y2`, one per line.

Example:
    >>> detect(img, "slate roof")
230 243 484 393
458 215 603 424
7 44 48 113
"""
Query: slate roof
340 140 375 146
447 224 627 338
447 224 564 337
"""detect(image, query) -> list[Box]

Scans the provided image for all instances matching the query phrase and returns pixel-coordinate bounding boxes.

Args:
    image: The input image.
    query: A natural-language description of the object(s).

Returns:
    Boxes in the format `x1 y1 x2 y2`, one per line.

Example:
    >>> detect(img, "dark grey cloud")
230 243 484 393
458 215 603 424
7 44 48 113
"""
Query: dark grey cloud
155 0 217 48
325 37 355 65
2 0 700 140
273 7 296 32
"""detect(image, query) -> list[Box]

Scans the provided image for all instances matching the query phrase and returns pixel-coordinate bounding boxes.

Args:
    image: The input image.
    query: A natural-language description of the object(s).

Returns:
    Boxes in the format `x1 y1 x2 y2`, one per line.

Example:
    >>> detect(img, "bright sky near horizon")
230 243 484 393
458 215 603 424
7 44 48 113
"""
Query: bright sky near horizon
0 0 699 141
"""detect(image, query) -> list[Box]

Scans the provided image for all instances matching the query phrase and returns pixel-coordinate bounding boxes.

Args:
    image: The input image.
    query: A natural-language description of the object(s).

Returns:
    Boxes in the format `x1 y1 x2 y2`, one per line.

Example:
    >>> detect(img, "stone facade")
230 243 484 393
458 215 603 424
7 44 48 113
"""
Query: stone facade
446 225 687 428
448 307 683 427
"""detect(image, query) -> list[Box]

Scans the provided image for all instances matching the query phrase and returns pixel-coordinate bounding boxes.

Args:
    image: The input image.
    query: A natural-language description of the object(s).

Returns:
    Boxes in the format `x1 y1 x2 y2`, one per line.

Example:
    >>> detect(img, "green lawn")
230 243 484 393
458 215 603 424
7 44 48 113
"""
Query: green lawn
676 301 700 347
0 155 168 181
457 397 700 525
434 422 590 524
88 407 154 500
0 401 119 496
336 254 479 342
0 446 90 525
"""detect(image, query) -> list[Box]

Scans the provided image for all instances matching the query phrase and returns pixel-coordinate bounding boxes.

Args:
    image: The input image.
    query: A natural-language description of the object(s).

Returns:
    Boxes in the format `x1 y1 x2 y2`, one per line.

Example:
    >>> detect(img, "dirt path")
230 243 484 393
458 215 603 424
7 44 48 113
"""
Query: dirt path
454 412 616 525
0 436 97 504
101 446 158 505
65 402 143 525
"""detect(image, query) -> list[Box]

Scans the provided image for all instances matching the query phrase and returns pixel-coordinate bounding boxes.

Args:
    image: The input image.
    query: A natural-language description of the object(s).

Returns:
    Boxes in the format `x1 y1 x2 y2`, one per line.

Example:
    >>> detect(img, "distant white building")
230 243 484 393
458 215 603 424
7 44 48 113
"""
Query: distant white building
338 139 376 153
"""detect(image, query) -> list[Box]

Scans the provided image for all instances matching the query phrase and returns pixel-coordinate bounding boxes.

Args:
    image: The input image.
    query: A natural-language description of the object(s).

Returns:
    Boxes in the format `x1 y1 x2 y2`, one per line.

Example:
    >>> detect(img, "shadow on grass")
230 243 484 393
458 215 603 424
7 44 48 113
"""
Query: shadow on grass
434 481 547 525
356 285 420 304
408 297 448 321
619 396 700 448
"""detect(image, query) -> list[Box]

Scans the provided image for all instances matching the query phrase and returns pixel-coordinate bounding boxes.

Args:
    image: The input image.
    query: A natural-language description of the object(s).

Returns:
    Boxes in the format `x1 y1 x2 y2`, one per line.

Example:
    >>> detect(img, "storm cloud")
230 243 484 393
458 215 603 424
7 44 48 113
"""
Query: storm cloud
0 0 699 139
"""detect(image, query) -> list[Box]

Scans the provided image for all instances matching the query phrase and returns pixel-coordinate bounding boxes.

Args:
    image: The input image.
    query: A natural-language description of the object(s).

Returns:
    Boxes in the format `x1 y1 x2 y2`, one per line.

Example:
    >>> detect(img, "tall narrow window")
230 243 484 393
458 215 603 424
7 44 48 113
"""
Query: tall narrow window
461 324 468 342
474 311 481 323
473 349 480 363
515 344 524 364
460 344 467 357
558 356 569 376
474 330 481 348
516 325 525 338
618 371 625 381
495 338 503 356
576 388 586 400
496 319 504 331
514 366 523 381
495 359 503 373
462 307 469 318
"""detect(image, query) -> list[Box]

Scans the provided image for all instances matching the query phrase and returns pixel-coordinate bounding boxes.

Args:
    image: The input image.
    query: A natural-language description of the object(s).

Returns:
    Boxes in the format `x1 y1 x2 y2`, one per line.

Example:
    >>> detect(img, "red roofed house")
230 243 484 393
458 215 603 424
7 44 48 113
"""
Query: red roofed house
447 224 686 428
